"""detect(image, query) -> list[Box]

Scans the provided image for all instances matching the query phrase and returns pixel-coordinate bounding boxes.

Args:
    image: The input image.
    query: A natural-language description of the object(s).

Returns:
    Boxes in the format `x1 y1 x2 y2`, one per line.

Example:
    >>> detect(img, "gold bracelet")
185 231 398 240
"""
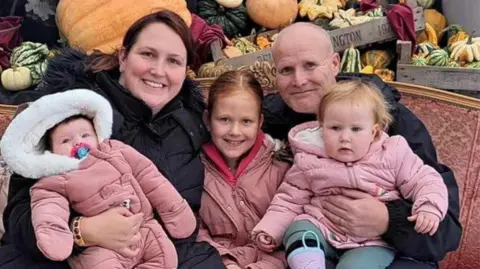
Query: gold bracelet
71 217 87 247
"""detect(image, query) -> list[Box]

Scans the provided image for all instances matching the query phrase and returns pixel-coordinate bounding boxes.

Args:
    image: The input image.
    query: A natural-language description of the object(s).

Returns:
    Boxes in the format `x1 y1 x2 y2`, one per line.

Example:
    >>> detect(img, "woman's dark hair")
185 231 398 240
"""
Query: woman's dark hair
207 70 264 115
86 10 194 73
44 115 93 151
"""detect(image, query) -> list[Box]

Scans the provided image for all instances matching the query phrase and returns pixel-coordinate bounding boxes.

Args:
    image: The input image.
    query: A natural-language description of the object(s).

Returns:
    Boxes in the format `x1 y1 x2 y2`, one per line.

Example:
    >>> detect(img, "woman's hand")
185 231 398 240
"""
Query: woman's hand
322 189 389 238
80 207 144 257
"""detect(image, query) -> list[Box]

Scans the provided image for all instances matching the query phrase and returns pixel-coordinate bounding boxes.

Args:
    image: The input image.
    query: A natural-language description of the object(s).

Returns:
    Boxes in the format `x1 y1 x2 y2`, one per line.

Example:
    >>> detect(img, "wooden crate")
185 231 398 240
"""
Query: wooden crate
396 41 480 93
210 6 425 68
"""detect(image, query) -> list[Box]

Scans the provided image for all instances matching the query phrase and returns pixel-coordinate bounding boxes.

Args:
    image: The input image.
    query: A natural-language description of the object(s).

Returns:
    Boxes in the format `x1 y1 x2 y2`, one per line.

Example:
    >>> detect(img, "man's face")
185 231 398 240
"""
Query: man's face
274 35 340 114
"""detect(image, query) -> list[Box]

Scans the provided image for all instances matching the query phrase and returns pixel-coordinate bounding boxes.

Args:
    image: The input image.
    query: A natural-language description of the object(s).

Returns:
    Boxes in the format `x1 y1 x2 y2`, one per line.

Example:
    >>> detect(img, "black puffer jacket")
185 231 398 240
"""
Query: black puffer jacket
0 48 225 269
262 73 462 265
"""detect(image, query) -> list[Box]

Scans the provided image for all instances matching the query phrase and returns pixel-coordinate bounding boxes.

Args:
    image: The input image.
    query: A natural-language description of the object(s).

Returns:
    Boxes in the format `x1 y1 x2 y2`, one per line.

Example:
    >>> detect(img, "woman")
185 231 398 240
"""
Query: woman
0 10 225 269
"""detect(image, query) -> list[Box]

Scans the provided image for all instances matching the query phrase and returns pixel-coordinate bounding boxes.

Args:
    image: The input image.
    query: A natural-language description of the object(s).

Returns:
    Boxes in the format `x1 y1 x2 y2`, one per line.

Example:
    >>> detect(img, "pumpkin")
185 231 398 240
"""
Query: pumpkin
416 0 434 9
374 69 394 81
450 33 480 63
197 61 234 78
340 45 361 73
216 0 243 8
246 0 298 29
56 0 192 54
198 0 251 38
1 67 32 91
361 50 391 70
427 49 449 66
423 9 447 36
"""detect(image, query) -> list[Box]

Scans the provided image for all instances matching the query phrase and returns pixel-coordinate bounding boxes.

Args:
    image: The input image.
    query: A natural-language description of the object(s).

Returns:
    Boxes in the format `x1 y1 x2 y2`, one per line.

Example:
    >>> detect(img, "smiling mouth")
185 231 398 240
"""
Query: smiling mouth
292 89 315 96
143 79 165 88
225 139 244 146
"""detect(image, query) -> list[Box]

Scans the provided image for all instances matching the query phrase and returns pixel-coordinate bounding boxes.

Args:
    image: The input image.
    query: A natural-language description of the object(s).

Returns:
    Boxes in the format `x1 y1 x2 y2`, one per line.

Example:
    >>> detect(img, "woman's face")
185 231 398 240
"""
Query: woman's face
119 22 187 114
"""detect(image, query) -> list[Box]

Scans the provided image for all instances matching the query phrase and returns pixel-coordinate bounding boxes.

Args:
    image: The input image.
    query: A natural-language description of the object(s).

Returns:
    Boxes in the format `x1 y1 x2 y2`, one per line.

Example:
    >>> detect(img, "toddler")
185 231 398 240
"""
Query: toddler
251 80 448 269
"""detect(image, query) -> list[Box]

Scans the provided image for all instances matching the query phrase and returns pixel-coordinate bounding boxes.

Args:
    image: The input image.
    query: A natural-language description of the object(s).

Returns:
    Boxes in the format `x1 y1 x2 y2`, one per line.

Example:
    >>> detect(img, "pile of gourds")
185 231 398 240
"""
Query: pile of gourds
1 42 52 91
412 9 480 69
222 32 278 59
340 45 395 81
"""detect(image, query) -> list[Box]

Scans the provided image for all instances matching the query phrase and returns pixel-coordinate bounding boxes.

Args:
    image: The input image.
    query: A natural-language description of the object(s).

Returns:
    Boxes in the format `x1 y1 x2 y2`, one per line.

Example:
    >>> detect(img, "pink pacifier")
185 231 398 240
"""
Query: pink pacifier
70 143 90 159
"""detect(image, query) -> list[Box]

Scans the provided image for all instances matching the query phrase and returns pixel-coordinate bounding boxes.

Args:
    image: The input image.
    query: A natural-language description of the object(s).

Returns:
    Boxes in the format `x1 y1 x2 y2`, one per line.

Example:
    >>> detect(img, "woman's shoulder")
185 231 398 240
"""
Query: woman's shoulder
40 48 97 94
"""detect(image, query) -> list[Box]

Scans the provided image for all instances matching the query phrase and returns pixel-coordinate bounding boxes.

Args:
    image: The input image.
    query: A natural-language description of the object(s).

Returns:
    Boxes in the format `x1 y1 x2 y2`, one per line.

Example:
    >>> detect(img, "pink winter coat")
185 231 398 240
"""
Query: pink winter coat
253 121 448 250
197 132 290 269
30 139 196 268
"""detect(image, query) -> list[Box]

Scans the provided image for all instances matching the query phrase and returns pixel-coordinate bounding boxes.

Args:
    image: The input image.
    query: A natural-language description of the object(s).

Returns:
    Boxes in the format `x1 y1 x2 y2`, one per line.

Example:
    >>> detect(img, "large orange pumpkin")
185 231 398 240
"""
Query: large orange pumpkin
56 0 192 54
245 0 298 29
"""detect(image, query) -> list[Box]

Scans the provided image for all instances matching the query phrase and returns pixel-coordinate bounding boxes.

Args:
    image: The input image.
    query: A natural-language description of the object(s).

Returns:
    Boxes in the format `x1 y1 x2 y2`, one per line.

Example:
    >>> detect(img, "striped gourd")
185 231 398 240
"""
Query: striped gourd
466 62 480 68
417 0 434 9
415 42 437 57
446 60 460 67
340 46 362 73
30 60 49 85
412 57 428 66
10 42 50 84
366 7 383 18
427 49 449 66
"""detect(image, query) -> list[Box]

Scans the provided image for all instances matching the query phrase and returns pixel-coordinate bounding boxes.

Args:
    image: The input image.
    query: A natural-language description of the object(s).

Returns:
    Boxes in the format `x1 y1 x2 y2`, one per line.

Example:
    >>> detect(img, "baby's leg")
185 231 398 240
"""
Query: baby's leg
283 220 336 269
136 219 177 269
68 247 126 269
336 246 395 269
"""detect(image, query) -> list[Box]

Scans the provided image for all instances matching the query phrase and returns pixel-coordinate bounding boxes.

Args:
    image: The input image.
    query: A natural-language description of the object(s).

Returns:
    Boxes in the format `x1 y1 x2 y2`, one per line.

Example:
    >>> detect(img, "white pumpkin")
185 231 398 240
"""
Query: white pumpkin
1 67 32 91
215 0 243 8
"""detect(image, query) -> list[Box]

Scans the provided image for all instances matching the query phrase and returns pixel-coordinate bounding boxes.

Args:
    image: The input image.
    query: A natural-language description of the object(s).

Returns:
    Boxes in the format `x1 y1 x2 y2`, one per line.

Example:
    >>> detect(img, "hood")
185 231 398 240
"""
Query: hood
0 89 113 179
288 121 328 158
287 121 389 160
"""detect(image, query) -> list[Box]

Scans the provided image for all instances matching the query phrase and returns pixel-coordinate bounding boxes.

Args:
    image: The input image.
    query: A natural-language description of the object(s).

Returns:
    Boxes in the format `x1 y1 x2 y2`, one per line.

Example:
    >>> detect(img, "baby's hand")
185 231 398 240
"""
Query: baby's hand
408 212 440 236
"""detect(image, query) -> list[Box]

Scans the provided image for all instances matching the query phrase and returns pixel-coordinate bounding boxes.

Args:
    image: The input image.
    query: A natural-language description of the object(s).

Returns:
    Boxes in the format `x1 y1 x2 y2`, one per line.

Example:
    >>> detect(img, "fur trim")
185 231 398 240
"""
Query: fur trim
265 133 293 164
0 89 113 179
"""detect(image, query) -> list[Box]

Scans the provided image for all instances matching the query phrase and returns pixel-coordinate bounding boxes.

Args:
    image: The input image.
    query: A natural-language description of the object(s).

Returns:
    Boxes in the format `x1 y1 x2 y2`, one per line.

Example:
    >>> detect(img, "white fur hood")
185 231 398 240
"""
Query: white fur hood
0 89 113 179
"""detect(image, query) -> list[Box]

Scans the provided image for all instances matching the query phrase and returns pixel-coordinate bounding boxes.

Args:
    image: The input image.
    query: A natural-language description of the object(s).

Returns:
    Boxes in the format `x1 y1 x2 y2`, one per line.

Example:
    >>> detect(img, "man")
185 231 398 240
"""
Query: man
262 22 461 269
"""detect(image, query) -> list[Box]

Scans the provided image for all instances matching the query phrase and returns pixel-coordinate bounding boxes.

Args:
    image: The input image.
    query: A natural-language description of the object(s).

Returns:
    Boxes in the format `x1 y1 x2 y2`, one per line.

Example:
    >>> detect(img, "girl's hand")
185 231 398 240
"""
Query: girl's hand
408 212 440 236
80 207 144 257
255 233 276 253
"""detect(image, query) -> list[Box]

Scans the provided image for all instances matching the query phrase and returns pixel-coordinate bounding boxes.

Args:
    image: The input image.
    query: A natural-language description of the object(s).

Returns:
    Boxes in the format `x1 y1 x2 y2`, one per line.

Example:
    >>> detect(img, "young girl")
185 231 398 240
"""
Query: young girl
251 80 449 269
197 70 290 269
0 89 196 269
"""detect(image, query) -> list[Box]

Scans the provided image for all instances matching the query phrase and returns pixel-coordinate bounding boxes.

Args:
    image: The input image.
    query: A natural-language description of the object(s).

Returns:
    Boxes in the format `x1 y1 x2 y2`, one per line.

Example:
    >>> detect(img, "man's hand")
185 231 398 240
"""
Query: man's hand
322 189 389 238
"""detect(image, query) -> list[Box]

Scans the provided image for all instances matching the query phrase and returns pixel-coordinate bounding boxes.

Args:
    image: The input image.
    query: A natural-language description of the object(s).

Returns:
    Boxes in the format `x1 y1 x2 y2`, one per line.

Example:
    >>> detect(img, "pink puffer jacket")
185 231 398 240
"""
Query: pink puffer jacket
30 139 196 265
253 121 448 250
198 133 290 269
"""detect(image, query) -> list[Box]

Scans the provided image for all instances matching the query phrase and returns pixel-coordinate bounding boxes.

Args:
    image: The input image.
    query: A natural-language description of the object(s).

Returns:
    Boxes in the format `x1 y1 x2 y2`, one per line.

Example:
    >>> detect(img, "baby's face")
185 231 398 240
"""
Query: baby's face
321 101 379 163
50 118 99 157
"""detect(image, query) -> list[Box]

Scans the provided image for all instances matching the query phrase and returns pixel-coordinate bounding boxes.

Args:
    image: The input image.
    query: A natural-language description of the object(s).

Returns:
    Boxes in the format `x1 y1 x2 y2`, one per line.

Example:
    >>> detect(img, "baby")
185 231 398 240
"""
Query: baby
251 80 449 269
1 89 196 269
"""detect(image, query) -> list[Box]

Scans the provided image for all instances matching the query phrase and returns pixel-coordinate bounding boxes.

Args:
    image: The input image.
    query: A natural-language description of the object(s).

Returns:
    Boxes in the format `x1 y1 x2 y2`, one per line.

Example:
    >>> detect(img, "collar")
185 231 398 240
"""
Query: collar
202 131 265 186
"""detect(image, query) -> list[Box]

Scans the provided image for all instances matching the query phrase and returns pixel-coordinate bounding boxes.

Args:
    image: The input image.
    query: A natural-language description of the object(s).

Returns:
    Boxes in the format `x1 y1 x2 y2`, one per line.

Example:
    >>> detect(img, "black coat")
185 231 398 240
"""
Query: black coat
0 48 225 269
262 73 462 264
